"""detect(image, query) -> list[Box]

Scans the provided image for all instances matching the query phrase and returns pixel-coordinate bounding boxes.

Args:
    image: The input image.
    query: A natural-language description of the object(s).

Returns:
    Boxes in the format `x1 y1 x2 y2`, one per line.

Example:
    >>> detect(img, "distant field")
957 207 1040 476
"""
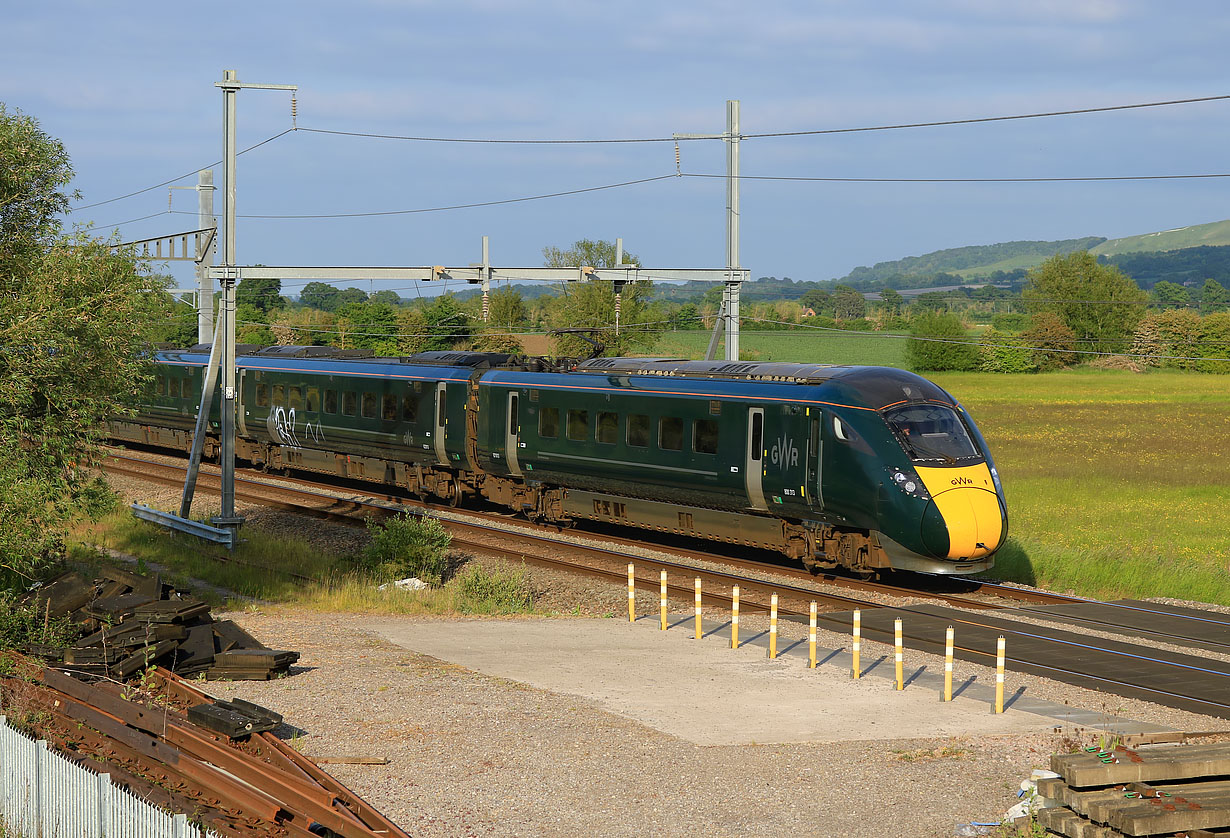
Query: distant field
1091 218 1230 257
930 369 1230 604
647 329 908 367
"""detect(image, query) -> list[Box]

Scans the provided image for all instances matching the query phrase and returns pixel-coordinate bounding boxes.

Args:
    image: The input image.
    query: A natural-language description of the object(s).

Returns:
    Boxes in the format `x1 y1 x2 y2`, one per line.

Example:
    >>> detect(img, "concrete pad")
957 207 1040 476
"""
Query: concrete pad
362 615 1112 746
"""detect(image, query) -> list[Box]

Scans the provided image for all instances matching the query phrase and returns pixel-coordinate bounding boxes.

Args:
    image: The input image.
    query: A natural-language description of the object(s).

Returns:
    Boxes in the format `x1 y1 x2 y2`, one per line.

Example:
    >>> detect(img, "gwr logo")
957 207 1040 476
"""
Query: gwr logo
950 476 974 486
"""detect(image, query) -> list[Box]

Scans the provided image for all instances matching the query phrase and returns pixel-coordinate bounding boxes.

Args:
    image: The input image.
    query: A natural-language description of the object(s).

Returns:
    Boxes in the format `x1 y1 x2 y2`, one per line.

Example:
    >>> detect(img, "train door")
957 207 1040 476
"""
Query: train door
745 407 768 511
505 391 523 477
433 382 449 466
806 412 822 509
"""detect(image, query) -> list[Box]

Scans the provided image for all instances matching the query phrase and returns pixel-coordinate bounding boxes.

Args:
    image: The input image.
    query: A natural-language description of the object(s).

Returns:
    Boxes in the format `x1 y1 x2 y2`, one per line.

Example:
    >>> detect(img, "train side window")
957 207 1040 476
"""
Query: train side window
693 419 719 454
256 383 269 407
362 392 377 419
596 412 618 444
402 395 417 421
539 406 559 438
306 387 320 412
156 375 166 396
627 413 650 447
273 385 285 405
289 387 304 411
437 392 447 426
659 417 683 451
324 390 338 414
168 377 180 399
750 412 763 462
567 409 588 442
342 391 357 416
382 394 397 422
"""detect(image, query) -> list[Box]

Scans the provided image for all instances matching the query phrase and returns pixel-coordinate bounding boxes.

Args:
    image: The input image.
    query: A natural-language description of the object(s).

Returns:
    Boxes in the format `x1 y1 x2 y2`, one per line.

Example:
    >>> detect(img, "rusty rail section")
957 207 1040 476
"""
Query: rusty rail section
0 657 407 838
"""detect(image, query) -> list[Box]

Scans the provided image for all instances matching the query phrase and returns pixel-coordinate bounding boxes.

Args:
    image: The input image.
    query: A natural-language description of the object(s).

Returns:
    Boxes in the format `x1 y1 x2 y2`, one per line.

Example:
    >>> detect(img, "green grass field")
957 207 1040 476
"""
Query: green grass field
930 369 1230 603
649 329 908 367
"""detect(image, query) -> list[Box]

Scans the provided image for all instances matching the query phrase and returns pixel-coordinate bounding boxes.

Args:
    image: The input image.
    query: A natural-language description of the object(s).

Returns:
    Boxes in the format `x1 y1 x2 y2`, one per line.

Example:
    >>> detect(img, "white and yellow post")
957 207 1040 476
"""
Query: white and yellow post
659 570 667 631
694 578 702 640
627 563 635 623
731 585 740 649
852 609 861 679
769 594 779 659
894 618 904 691
994 636 1006 714
943 625 954 702
808 601 817 669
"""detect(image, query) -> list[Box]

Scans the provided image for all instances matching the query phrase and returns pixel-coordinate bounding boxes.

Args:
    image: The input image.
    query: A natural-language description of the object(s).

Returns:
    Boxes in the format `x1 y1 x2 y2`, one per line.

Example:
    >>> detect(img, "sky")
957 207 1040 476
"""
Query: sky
6 0 1230 297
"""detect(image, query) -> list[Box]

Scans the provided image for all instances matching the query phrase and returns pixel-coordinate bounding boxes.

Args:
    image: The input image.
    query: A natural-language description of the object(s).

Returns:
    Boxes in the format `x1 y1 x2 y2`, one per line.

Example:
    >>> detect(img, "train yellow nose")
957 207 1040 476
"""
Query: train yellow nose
916 464 1004 559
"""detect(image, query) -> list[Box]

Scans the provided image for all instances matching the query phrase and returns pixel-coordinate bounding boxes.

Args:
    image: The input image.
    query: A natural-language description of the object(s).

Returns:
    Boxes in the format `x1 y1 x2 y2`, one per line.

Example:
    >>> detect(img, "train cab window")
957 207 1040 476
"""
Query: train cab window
659 417 683 451
627 413 650 447
273 385 285 405
693 419 719 455
883 404 979 462
168 377 180 399
342 391 357 416
539 407 559 438
288 387 304 411
402 395 417 422
567 409 588 442
381 394 397 422
256 383 270 407
362 392 377 419
596 412 618 444
324 390 338 414
305 387 320 412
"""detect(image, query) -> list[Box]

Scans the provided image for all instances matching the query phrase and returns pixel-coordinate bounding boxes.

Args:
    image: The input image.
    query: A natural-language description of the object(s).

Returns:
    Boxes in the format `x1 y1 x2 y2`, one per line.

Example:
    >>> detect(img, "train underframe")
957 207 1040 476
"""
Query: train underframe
109 420 910 576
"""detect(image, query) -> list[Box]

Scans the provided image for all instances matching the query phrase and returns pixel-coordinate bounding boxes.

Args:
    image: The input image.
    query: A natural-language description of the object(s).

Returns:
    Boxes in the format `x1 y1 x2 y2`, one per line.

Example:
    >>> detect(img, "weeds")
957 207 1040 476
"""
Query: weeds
352 512 452 586
453 563 534 614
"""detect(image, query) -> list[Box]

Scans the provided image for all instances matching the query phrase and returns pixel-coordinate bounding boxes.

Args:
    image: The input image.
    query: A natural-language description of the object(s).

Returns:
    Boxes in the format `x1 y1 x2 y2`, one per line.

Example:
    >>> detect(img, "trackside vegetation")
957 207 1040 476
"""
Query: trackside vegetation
67 511 539 617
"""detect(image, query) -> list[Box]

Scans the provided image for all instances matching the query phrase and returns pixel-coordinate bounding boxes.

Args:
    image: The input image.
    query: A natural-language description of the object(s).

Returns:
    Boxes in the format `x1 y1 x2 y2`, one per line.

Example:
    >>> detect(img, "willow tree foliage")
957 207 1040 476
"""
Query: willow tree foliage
0 104 167 585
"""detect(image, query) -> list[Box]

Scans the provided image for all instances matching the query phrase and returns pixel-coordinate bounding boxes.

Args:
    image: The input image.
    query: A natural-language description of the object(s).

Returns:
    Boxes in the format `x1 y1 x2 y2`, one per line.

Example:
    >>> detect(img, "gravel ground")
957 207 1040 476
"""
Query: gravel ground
99 456 1230 837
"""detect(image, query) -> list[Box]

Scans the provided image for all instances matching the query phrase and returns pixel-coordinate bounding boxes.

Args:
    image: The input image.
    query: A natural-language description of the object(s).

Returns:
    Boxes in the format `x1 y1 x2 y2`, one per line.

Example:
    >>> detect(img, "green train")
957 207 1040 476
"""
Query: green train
111 346 1008 576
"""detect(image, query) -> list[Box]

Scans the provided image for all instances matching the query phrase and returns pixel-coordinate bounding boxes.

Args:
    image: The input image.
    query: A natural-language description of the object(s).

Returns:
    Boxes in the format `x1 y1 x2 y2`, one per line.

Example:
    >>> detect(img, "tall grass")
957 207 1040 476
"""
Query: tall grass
70 512 538 615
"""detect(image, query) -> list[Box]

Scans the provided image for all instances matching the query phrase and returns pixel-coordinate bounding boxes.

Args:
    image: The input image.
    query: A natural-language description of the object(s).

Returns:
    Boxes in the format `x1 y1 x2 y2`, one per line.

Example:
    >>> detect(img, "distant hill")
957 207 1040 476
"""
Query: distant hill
840 237 1106 285
1091 219 1230 257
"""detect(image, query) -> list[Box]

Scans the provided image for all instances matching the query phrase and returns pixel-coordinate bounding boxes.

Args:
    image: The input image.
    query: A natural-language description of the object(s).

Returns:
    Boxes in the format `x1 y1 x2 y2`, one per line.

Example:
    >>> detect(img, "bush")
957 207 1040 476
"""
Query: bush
358 513 452 585
991 312 1031 332
452 563 533 614
0 590 80 652
1020 311 1079 371
905 311 978 371
977 328 1034 373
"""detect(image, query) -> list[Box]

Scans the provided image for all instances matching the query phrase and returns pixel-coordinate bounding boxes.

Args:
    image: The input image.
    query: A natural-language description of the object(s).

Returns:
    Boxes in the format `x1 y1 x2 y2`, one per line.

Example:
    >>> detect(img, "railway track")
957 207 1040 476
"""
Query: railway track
102 449 1230 721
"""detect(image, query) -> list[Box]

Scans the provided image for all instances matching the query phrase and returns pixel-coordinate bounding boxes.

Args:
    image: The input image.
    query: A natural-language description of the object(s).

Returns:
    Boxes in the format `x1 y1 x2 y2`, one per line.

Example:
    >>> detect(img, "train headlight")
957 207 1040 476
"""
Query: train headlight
886 467 930 501
990 466 1003 495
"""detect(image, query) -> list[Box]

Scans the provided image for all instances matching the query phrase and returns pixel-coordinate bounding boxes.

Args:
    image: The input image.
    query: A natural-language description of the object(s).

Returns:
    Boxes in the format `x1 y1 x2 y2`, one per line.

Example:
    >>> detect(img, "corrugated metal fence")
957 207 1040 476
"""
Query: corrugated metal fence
0 714 222 838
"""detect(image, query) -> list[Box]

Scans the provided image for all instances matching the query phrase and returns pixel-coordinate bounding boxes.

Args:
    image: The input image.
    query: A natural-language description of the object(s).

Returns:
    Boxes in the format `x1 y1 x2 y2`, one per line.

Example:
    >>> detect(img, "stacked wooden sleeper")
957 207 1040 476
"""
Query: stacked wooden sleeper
1035 743 1230 837
21 567 299 680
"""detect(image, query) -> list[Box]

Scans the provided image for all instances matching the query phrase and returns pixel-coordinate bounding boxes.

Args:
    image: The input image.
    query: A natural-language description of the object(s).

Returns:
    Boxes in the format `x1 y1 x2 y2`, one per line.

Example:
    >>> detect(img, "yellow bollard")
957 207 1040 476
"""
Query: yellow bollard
660 570 667 631
628 563 636 623
852 609 861 680
694 578 702 640
894 618 904 690
731 586 740 649
943 625 954 702
994 635 1006 714
808 601 817 668
769 594 779 659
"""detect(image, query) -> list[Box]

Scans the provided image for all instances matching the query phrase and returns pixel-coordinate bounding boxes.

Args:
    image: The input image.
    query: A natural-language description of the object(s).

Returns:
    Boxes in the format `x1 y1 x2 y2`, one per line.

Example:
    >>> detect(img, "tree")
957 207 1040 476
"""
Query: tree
799 288 833 316
1020 311 1078 371
0 103 74 278
879 288 904 316
905 311 977 372
542 240 656 357
831 285 867 320
542 238 639 269
336 301 401 355
299 281 340 311
235 275 284 315
235 302 274 345
1022 252 1147 354
420 293 472 351
1150 280 1191 308
370 289 402 306
1200 278 1230 315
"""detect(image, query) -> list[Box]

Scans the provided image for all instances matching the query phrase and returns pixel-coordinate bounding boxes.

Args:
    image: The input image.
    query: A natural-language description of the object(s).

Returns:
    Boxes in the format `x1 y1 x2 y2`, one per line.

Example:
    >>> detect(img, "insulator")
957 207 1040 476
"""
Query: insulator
291 94 298 128
674 142 681 174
